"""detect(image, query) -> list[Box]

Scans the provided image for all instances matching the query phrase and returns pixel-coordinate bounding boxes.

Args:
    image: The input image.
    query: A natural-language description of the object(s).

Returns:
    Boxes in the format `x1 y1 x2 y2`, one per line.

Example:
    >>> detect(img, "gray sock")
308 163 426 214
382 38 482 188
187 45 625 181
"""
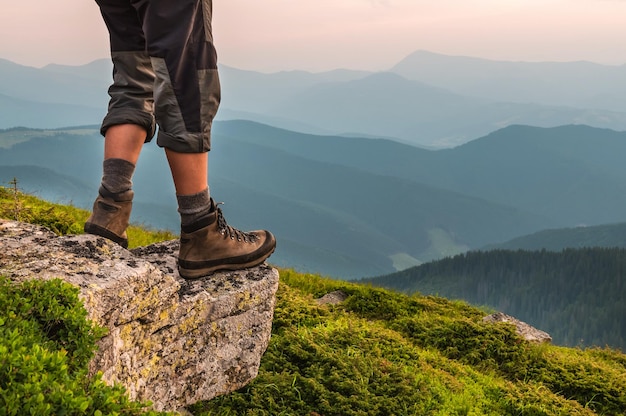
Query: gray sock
177 188 211 227
101 158 135 194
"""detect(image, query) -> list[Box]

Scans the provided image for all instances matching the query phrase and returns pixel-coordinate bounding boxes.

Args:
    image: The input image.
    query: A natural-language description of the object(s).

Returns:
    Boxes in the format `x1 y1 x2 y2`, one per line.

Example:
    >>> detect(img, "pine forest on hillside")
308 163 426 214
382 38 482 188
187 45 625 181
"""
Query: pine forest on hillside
366 248 626 350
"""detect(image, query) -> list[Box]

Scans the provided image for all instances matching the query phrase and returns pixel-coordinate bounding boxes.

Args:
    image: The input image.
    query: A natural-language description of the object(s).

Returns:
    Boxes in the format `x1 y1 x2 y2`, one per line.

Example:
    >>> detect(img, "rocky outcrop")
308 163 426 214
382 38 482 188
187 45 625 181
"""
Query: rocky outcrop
316 290 348 305
0 220 279 412
483 312 552 343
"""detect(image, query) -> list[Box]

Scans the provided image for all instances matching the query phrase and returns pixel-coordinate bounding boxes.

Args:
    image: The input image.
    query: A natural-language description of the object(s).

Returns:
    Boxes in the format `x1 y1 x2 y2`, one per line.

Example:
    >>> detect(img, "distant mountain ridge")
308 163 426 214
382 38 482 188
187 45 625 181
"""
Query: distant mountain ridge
391 50 626 112
2 52 626 147
483 222 626 251
2 122 626 279
214 121 626 226
0 125 552 278
0 93 103 129
265 71 626 147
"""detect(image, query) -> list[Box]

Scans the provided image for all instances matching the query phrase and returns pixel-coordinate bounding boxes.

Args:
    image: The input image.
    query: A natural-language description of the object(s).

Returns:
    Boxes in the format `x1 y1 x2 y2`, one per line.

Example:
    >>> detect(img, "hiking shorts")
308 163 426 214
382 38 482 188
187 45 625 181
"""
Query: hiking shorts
95 0 220 153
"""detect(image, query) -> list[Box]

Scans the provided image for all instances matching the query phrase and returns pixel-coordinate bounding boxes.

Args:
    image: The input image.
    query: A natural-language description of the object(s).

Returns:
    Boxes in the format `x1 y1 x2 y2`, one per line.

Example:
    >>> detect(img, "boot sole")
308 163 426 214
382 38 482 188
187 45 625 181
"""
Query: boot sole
84 222 129 249
178 242 276 280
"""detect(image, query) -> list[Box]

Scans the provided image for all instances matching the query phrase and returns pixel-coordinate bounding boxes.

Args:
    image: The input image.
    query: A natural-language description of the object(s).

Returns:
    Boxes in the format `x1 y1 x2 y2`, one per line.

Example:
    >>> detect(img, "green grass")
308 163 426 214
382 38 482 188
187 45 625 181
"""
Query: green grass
189 270 625 415
2 187 626 415
0 277 169 415
0 185 176 247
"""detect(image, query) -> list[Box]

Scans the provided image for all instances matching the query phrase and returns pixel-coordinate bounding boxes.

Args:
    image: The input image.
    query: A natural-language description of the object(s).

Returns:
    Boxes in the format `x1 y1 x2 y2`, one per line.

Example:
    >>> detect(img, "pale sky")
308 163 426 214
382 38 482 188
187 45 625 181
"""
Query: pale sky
2 0 626 72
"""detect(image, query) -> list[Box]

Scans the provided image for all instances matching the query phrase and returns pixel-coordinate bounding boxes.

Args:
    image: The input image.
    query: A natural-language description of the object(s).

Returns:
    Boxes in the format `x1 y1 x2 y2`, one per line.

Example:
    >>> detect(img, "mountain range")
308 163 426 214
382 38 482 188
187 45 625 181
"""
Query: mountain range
3 51 626 147
484 222 626 251
2 122 626 279
392 50 626 112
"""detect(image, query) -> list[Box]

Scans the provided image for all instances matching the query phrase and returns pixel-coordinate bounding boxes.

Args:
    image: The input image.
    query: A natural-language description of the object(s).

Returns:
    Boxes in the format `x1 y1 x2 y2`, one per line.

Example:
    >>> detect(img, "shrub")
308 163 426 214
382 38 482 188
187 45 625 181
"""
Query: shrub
0 277 167 415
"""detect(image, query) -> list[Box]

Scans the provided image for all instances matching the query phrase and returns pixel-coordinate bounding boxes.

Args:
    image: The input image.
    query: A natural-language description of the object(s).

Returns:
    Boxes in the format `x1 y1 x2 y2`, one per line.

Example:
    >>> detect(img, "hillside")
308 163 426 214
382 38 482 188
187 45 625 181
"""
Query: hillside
4 123 626 278
483 222 626 251
1 192 626 415
0 125 556 278
365 248 626 350
391 50 626 112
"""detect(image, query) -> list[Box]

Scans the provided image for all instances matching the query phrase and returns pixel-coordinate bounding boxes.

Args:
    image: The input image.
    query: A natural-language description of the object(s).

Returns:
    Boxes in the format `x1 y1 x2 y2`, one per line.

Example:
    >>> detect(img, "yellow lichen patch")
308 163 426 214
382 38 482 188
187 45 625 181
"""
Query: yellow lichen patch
119 322 135 344
140 353 161 379
236 291 261 311
179 312 203 334
132 285 163 320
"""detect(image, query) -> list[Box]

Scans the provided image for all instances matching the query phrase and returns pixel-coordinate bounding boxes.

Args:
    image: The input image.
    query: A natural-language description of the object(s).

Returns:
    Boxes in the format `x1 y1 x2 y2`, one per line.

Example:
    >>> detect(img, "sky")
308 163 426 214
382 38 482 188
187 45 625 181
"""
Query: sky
2 0 626 72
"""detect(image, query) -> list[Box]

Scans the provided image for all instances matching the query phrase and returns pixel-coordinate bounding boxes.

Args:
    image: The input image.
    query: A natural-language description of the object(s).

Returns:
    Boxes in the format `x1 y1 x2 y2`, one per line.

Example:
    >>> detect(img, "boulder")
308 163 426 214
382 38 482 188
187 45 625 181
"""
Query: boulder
483 312 552 344
0 219 279 412
316 290 348 305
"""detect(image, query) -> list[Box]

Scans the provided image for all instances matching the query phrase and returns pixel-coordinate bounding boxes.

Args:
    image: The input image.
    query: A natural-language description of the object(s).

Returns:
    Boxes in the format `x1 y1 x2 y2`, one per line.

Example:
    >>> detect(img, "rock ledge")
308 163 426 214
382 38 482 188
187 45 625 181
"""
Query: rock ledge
0 220 279 411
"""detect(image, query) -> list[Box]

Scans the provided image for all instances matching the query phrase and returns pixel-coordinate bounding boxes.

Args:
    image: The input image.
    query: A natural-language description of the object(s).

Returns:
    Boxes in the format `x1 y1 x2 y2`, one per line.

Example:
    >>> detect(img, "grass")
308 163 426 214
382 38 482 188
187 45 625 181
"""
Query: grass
0 184 176 247
190 270 625 415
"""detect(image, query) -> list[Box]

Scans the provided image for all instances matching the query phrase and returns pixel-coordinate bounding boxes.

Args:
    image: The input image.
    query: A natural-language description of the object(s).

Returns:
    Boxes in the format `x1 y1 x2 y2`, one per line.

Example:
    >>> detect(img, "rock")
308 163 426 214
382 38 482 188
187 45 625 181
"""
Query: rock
483 312 552 344
316 290 348 305
0 220 279 412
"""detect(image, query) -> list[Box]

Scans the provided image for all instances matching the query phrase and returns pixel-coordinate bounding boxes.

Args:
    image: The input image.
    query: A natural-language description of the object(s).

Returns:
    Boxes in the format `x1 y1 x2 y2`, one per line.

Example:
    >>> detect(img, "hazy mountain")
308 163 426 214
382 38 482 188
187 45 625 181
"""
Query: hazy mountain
218 65 372 114
391 50 626 112
0 59 108 128
268 71 626 147
0 58 109 107
40 60 113 82
482 222 626 251
0 124 557 278
269 72 481 146
0 93 103 129
214 121 626 227
434 124 626 224
3 54 626 147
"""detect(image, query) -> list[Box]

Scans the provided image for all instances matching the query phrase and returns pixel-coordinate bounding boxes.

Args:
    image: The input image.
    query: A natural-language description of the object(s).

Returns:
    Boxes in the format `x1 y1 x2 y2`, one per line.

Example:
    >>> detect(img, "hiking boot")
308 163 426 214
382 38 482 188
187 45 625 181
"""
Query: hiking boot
178 199 276 279
84 187 133 248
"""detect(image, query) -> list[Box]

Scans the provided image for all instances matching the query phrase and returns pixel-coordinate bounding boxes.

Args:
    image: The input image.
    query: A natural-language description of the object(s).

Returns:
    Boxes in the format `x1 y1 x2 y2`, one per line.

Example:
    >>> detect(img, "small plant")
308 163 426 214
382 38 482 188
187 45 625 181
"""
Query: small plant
6 177 25 221
0 277 169 415
0 185 176 247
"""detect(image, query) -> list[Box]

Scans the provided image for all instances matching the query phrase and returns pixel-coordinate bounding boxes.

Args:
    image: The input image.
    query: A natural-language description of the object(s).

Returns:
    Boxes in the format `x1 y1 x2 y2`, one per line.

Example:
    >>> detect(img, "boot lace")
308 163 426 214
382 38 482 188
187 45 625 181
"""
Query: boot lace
215 203 259 243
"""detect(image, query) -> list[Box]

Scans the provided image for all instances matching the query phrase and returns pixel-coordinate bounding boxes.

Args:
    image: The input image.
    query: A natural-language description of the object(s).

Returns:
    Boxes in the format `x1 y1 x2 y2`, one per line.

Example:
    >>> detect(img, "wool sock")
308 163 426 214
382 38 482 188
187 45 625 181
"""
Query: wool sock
101 158 136 195
177 187 211 227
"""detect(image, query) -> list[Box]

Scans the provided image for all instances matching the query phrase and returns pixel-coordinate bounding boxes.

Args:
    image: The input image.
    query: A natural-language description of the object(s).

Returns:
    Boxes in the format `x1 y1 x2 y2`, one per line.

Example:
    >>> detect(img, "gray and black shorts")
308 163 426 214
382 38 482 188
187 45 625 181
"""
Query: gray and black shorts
95 0 220 153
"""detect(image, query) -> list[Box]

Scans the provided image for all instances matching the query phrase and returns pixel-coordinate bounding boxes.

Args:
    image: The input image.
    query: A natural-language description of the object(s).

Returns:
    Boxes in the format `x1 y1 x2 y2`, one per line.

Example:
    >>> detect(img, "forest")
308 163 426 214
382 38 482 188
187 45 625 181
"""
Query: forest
366 248 626 350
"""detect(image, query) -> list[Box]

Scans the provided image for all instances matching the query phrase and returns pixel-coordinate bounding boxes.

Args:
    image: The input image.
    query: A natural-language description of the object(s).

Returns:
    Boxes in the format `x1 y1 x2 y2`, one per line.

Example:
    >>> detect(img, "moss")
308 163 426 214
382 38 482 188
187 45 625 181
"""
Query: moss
0 277 169 415
191 270 626 416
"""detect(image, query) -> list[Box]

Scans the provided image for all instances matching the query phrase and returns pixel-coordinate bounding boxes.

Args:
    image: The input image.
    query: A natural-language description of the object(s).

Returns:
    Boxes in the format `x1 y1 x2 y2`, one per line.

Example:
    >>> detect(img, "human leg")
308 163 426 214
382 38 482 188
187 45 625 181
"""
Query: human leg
85 0 156 247
84 125 146 249
165 150 208 196
142 0 275 277
165 148 276 278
